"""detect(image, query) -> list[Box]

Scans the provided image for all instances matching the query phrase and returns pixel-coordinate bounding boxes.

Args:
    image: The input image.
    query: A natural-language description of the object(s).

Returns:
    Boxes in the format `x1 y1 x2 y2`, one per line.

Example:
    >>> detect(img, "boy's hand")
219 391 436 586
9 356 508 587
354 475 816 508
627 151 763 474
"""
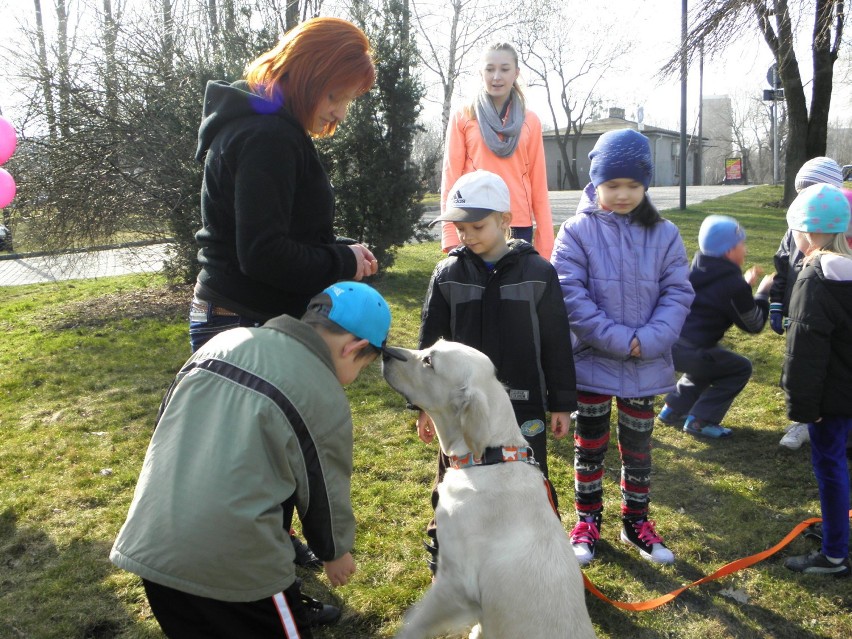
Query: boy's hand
550 412 570 439
324 552 356 587
416 411 436 443
744 265 763 286
769 302 784 335
756 273 774 296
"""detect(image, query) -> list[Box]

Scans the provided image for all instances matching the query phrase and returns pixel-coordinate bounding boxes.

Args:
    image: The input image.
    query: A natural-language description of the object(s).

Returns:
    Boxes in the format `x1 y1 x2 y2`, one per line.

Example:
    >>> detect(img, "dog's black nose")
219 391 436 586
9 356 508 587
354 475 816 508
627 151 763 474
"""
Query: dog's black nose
382 346 407 362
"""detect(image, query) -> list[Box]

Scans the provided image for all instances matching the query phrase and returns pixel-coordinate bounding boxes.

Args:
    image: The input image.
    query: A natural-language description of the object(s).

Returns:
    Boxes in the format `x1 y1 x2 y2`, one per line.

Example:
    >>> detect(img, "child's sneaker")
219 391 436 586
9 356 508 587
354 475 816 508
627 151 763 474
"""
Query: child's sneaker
784 551 850 577
620 517 675 564
658 404 686 426
570 514 601 566
684 415 732 439
779 422 810 449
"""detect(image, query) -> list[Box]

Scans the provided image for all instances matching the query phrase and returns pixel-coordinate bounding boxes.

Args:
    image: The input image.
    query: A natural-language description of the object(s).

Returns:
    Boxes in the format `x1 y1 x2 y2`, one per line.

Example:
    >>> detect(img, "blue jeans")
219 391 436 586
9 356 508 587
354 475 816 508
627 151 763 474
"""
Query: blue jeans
809 416 852 559
188 299 261 353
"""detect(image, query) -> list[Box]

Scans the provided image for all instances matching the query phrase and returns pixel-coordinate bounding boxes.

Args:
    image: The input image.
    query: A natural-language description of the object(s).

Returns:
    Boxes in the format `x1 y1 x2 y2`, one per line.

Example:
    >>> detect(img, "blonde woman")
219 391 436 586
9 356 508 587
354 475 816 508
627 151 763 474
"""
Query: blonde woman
439 43 554 258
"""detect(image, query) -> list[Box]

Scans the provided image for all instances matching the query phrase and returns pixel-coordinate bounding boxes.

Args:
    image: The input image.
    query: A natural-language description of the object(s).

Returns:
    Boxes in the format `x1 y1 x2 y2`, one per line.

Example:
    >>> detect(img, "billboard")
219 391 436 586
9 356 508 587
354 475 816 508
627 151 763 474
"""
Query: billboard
724 157 743 184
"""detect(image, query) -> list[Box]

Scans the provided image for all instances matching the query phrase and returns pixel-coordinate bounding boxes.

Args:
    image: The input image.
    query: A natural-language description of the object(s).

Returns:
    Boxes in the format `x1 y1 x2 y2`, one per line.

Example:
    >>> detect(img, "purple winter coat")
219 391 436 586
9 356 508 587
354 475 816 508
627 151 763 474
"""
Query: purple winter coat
550 184 694 397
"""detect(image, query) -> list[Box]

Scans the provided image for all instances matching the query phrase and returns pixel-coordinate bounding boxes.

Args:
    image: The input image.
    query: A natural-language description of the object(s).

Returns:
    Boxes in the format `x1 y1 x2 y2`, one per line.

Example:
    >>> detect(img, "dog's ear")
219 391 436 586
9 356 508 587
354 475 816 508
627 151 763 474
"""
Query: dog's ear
452 383 491 458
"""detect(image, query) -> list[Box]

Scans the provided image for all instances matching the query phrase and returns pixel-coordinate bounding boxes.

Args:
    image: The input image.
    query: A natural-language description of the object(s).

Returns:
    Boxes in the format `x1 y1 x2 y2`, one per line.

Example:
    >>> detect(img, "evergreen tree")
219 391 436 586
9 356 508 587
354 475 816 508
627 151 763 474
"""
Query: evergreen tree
318 0 428 271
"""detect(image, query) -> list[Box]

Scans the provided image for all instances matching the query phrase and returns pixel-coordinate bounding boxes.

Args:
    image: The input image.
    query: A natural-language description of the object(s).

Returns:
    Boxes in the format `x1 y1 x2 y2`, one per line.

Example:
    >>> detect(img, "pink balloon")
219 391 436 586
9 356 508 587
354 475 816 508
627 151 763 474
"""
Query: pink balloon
0 168 16 208
0 116 16 165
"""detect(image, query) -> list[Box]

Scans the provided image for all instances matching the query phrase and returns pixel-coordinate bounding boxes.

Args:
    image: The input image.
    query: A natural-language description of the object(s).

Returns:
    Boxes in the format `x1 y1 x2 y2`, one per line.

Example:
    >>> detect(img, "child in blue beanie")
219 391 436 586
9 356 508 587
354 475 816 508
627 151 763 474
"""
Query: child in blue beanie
551 128 695 566
781 184 852 577
659 215 774 438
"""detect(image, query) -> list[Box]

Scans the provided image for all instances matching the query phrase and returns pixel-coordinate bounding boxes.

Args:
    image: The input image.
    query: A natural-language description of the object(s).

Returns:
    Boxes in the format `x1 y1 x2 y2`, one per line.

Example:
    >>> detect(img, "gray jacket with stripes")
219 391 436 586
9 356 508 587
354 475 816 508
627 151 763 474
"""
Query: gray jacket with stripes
110 315 355 601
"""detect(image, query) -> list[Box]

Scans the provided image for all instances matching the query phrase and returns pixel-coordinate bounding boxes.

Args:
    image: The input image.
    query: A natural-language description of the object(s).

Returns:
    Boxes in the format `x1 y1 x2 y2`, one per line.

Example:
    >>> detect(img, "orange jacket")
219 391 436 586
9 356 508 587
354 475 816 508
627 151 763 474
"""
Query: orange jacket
440 108 554 258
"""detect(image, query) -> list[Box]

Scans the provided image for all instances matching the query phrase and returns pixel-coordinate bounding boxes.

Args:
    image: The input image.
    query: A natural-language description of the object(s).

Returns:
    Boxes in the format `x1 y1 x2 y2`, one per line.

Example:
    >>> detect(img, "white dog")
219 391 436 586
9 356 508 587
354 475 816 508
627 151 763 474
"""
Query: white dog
383 340 596 639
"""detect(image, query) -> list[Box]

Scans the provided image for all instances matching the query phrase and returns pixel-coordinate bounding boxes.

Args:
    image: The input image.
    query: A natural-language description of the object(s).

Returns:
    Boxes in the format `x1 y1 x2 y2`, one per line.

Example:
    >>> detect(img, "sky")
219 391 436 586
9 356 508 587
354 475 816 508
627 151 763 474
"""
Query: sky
428 1 852 136
0 0 849 135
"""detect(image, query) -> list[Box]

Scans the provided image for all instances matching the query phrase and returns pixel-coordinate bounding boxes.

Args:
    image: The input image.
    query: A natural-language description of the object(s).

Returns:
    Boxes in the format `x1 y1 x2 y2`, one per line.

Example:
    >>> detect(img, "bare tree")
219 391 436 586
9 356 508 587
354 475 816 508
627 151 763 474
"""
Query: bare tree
662 0 847 203
516 2 632 189
33 0 58 141
411 0 531 132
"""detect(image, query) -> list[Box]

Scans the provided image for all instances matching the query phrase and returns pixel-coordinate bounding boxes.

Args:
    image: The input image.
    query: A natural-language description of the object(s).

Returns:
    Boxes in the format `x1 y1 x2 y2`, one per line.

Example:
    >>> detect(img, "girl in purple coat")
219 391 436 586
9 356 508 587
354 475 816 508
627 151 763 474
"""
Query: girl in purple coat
551 129 694 566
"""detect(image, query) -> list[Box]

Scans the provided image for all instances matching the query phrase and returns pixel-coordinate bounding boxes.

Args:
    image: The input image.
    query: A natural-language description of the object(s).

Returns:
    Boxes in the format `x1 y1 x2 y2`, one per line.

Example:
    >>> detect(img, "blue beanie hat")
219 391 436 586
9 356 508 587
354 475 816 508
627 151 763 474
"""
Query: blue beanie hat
698 215 746 257
786 183 851 234
589 128 654 189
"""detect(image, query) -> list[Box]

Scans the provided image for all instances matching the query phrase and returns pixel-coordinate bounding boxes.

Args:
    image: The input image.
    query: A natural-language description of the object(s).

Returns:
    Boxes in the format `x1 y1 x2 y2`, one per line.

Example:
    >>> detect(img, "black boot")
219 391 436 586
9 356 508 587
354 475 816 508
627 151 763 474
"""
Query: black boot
291 534 323 571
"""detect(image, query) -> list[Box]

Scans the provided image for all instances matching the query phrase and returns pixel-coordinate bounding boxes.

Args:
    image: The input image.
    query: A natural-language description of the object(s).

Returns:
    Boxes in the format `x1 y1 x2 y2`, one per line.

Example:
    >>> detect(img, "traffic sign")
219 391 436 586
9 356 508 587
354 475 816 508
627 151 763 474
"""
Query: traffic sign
767 64 782 89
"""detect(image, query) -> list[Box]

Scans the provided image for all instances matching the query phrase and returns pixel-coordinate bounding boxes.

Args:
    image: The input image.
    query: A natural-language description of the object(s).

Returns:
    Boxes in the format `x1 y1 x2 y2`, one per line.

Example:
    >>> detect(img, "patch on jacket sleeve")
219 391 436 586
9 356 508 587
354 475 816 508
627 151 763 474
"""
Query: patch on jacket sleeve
520 419 545 437
509 389 530 401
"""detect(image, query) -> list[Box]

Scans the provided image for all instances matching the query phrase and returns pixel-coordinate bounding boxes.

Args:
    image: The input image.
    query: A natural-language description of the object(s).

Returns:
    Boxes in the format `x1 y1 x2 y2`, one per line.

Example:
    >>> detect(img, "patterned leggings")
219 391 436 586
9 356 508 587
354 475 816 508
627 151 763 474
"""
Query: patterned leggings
574 392 655 519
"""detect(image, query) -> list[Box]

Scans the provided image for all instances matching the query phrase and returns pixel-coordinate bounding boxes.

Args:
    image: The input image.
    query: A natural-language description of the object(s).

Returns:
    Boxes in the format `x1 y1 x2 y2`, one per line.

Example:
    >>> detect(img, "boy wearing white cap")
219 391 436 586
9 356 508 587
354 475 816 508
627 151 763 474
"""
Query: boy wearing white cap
110 282 401 637
418 169 577 573
781 184 852 577
659 215 774 438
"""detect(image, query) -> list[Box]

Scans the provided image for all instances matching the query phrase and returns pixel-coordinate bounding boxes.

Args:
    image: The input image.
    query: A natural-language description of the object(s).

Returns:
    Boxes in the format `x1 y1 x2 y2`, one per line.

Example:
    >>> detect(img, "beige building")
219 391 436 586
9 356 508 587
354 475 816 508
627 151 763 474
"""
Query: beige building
541 108 703 190
700 96 734 185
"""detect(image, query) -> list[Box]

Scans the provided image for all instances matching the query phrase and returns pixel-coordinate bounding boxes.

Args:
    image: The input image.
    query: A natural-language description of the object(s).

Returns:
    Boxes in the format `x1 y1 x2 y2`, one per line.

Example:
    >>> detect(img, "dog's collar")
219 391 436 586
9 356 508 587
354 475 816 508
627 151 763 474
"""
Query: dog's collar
449 446 537 470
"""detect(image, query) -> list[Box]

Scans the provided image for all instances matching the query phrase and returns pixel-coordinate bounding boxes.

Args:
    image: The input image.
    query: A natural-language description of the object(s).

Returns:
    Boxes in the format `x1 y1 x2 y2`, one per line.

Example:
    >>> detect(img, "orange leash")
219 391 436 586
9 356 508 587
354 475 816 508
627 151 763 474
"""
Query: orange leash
582 510 852 611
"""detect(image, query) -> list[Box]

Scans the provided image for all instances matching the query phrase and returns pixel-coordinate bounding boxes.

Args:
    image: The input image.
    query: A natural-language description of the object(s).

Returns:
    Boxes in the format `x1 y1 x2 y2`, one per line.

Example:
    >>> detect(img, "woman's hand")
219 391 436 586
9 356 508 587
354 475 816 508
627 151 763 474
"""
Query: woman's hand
348 244 379 280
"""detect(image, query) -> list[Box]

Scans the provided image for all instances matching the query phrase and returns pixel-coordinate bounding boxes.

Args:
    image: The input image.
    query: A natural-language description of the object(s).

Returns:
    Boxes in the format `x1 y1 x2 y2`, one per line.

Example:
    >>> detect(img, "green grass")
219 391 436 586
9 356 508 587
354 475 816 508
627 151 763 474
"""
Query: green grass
1 185 851 638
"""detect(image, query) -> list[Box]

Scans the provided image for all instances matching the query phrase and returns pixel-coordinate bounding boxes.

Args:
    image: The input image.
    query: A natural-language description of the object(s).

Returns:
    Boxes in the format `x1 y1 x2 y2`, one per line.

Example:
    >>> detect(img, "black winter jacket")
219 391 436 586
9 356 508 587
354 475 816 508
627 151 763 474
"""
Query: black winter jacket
782 253 852 423
419 240 577 413
770 229 803 314
193 80 357 321
679 252 768 348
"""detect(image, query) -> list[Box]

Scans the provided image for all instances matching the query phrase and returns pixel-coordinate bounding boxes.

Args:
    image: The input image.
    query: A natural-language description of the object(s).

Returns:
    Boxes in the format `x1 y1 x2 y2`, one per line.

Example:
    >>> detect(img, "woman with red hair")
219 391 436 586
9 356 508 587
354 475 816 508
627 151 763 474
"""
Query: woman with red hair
179 17 375 637
189 17 378 352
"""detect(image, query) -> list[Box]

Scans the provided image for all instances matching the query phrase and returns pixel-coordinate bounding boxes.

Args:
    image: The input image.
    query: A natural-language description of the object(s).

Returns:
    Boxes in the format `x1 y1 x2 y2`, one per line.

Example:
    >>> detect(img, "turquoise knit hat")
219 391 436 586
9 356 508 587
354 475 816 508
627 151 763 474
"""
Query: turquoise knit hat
786 184 851 234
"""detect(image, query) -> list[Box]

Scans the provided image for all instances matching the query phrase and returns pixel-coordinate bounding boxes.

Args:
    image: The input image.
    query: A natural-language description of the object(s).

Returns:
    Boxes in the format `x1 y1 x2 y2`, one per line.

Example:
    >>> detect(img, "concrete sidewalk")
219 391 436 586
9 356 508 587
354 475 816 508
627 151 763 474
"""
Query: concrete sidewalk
1 185 755 287
423 184 754 226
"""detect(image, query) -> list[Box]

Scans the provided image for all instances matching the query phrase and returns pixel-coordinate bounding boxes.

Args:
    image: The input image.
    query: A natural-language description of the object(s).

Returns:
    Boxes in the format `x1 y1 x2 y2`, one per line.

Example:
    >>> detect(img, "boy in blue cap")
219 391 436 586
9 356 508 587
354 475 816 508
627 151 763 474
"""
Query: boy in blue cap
110 282 400 638
659 215 774 438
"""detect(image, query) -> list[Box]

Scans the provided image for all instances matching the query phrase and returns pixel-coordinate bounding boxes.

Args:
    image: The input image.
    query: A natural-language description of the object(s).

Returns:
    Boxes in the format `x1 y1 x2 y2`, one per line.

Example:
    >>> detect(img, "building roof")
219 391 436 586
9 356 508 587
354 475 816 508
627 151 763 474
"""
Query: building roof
543 117 683 139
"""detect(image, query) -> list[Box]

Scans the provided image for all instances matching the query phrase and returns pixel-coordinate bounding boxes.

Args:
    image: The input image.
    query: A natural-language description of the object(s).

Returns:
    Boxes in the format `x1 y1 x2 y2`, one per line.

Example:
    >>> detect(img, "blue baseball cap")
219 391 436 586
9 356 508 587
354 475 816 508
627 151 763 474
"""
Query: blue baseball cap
310 282 399 356
698 215 746 257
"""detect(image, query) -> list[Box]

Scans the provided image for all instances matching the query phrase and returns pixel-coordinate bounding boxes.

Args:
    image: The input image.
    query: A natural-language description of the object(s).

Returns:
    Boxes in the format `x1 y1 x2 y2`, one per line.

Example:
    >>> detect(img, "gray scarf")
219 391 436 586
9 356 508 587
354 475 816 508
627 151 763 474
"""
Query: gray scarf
475 88 525 158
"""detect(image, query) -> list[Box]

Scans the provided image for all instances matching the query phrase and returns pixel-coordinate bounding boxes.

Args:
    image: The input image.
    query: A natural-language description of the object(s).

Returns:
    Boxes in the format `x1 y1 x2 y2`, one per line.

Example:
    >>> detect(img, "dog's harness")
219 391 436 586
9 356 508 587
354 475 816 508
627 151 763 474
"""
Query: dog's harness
449 445 537 470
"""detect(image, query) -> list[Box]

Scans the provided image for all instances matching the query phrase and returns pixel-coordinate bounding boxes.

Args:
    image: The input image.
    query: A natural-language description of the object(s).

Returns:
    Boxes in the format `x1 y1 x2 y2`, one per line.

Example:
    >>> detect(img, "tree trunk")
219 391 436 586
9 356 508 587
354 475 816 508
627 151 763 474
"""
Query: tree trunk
102 0 118 121
55 0 71 138
161 0 174 81
286 0 299 32
756 0 843 203
33 0 57 141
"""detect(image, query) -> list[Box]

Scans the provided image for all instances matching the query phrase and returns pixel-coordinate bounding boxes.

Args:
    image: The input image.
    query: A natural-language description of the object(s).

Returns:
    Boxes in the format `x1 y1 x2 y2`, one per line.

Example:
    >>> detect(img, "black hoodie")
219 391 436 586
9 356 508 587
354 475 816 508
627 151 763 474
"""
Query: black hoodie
678 251 768 348
783 253 852 423
193 80 357 321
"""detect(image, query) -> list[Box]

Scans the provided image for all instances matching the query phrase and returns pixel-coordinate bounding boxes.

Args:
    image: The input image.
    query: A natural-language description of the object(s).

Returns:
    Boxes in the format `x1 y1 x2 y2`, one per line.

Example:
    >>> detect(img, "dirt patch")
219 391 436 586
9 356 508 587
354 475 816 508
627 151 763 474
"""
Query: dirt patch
49 284 192 329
